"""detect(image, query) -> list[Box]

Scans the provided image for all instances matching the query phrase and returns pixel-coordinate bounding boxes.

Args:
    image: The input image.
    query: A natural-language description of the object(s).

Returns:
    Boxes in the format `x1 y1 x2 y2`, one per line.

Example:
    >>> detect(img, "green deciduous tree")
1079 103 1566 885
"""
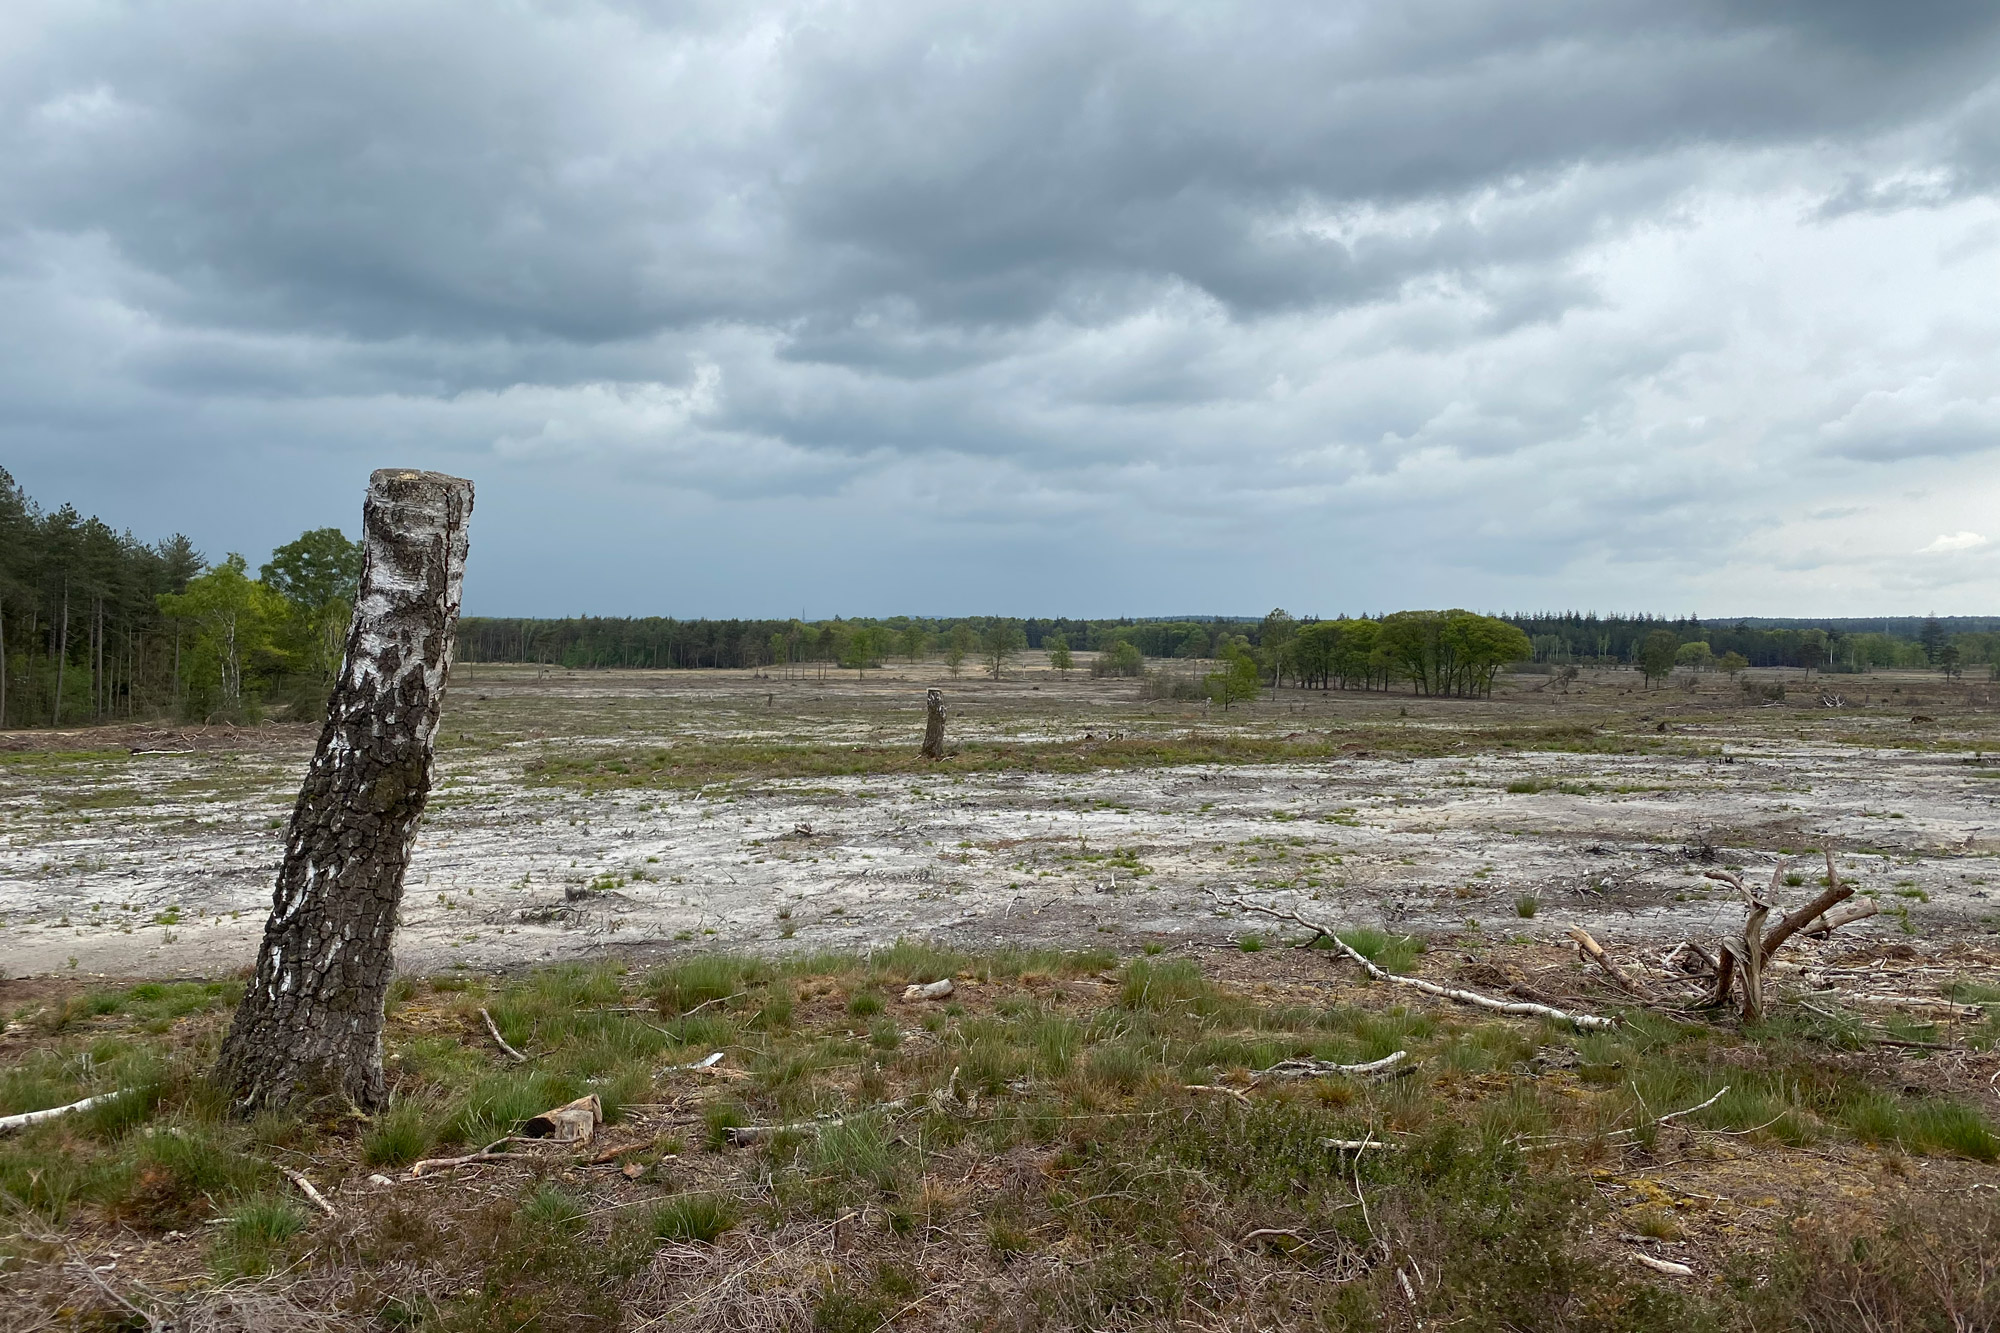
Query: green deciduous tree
261 527 364 696
1378 610 1531 697
157 555 288 719
981 620 1023 680
944 624 973 679
1637 629 1679 687
1047 633 1073 677
1206 640 1260 709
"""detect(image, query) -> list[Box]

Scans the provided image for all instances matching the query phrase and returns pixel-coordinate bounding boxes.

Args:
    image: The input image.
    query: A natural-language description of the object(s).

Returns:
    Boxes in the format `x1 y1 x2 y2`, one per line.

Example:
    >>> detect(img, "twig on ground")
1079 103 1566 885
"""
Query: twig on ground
1608 1086 1730 1139
1322 1138 1400 1153
279 1167 337 1218
1212 889 1617 1031
407 1135 532 1177
1253 1051 1409 1083
1185 1084 1254 1107
1631 1252 1695 1278
678 992 743 1019
0 1090 125 1133
478 1008 526 1063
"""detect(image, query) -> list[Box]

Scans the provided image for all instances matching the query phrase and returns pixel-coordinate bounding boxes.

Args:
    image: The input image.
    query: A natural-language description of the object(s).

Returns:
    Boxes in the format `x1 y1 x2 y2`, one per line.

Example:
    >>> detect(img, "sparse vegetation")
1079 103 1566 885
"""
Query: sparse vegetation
5 951 1999 1329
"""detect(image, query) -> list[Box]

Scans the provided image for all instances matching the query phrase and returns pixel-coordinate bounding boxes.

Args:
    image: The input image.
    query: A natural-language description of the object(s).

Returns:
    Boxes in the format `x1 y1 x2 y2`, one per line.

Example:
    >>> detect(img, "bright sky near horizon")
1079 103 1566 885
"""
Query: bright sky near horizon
4 2 2000 619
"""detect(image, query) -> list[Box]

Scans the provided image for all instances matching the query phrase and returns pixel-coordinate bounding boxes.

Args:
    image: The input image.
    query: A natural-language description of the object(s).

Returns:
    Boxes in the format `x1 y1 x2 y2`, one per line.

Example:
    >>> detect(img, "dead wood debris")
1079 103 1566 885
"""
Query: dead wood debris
1212 889 1618 1031
0 1089 126 1133
479 1007 527 1063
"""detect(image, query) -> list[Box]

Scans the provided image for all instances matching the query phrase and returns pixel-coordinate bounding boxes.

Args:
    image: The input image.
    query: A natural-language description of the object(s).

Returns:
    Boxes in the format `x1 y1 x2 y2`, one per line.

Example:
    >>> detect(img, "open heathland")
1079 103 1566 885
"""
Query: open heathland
4 659 2000 1328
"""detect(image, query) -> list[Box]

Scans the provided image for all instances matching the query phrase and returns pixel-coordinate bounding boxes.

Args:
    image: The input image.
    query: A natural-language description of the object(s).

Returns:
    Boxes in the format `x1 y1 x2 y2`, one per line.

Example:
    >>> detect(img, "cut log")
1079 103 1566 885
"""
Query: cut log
215 470 473 1115
520 1094 602 1144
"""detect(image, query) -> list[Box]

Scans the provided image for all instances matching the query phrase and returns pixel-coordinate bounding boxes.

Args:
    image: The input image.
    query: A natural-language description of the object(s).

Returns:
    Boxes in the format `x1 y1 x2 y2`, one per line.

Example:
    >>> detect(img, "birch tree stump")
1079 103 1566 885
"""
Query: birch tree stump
921 688 946 759
215 470 473 1113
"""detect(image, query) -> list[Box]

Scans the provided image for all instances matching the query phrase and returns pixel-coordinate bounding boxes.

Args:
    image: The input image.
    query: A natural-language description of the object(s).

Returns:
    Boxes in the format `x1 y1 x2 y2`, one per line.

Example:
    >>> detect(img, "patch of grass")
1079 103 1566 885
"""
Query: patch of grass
527 723 1676 791
213 1193 309 1276
364 1099 436 1168
648 1192 738 1244
1903 1100 2000 1160
1514 895 1539 919
1329 926 1425 974
649 954 769 1016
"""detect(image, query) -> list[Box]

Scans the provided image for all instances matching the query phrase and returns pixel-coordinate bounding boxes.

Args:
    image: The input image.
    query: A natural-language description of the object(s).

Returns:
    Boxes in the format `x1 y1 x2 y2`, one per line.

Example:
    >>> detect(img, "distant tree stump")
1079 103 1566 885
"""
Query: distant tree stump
215 470 473 1114
921 688 946 759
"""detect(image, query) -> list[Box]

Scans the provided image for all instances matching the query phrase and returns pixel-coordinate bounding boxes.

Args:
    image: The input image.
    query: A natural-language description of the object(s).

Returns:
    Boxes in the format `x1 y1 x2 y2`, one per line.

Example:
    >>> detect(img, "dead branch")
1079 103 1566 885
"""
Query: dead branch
479 1007 527 1063
1804 901 1880 936
1213 890 1617 1031
1845 994 1984 1021
1758 850 1852 963
1608 1085 1729 1139
280 1167 338 1218
1740 898 1772 1021
407 1135 533 1177
1631 1252 1695 1278
1185 1084 1254 1107
0 1089 125 1133
1253 1051 1409 1082
1321 1137 1400 1152
1567 928 1655 1000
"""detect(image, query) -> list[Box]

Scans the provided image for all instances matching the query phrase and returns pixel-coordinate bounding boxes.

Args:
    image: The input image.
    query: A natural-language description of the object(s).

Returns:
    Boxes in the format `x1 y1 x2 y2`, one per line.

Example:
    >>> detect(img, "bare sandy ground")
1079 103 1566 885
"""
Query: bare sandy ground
4 664 1997 979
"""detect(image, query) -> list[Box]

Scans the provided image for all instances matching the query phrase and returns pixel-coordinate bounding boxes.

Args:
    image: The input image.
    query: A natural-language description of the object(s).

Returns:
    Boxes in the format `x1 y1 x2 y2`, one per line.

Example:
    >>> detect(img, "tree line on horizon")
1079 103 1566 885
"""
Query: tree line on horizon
1 470 1990 728
0 468 363 728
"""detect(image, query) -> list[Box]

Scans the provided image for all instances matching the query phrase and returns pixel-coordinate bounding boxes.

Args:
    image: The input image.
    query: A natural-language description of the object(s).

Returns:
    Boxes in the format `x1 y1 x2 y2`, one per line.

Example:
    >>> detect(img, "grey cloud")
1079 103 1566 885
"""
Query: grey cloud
5 1 2000 616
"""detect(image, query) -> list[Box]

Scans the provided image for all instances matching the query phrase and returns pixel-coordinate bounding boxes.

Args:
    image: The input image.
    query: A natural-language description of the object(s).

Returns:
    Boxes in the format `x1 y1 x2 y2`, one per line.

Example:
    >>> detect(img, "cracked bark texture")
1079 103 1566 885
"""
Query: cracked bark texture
921 689 946 759
216 470 473 1113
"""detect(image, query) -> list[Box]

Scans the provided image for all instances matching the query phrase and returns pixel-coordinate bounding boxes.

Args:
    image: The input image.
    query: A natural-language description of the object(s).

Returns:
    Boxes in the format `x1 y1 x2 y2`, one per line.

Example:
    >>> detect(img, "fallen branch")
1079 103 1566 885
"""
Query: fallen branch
280 1167 337 1218
1609 1086 1729 1139
1214 890 1616 1031
1321 1137 1400 1153
1631 1252 1695 1278
1803 901 1880 937
1568 928 1654 1000
1253 1051 1408 1082
408 1135 532 1177
480 1008 527 1063
1185 1084 1254 1107
1847 994 1983 1021
723 1098 915 1147
0 1090 124 1133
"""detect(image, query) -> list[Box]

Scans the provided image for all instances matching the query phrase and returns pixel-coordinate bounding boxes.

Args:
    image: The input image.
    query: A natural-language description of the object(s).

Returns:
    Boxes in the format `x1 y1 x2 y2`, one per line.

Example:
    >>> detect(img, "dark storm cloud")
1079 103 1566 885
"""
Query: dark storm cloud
5 1 2000 615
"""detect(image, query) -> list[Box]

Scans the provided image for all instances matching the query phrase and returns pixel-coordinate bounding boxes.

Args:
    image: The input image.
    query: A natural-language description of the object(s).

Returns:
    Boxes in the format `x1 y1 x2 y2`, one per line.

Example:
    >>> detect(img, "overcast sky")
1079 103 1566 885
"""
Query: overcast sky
5 2 2000 619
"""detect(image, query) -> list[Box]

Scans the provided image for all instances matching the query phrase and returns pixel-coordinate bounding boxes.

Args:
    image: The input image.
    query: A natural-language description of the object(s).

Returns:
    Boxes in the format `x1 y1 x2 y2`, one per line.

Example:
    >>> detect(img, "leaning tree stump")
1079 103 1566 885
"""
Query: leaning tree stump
215 470 473 1113
921 688 946 759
